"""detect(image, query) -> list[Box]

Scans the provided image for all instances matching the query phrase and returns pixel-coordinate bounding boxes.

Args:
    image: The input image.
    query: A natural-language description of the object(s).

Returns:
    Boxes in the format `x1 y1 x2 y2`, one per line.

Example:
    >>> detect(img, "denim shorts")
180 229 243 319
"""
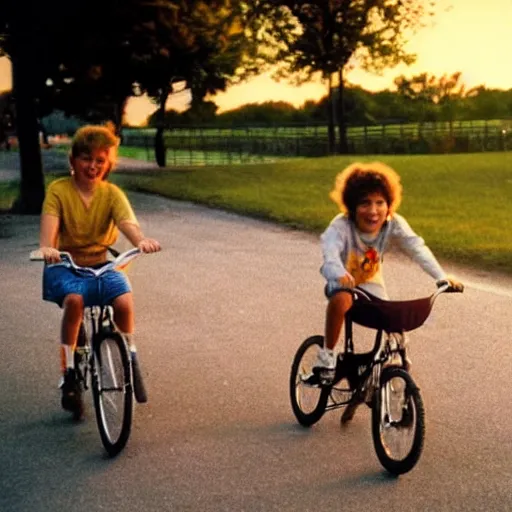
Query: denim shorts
43 264 132 308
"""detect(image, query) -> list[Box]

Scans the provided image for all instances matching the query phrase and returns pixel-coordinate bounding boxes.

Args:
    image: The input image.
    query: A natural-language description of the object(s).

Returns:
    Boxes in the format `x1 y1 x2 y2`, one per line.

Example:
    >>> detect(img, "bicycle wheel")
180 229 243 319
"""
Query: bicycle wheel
289 335 330 426
371 367 425 475
91 332 133 456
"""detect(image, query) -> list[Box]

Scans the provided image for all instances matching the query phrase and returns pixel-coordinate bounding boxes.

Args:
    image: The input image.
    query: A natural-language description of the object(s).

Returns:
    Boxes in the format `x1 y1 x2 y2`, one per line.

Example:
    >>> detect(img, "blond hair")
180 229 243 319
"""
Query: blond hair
70 124 120 169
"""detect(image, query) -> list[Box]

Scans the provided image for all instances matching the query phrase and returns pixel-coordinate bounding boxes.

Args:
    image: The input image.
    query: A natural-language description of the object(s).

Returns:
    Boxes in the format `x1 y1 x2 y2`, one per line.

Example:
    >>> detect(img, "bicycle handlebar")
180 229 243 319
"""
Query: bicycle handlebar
30 248 142 276
342 282 462 303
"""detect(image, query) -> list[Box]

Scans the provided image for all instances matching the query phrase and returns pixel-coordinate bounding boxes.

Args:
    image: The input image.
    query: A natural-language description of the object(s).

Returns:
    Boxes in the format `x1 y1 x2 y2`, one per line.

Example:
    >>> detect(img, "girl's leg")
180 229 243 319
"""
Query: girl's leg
60 293 84 414
61 293 84 371
324 291 353 350
112 291 134 334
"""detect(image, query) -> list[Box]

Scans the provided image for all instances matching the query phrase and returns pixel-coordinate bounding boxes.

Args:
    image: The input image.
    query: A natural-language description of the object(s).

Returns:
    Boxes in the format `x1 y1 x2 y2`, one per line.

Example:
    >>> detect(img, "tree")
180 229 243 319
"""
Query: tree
394 72 439 125
0 91 15 149
0 0 143 212
132 0 277 166
2 1 47 213
394 72 480 130
0 0 272 209
266 0 438 153
462 87 511 121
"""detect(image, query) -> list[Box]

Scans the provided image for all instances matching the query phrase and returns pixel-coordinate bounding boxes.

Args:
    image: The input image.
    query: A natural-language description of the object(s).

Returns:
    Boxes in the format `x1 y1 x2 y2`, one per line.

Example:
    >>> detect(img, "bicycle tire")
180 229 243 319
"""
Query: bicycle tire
91 332 133 456
289 335 330 427
371 366 425 475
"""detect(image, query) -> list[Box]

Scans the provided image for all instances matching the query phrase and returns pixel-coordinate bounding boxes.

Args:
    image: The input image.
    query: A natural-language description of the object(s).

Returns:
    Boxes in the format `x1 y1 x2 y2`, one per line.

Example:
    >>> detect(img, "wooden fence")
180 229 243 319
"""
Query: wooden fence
122 120 512 166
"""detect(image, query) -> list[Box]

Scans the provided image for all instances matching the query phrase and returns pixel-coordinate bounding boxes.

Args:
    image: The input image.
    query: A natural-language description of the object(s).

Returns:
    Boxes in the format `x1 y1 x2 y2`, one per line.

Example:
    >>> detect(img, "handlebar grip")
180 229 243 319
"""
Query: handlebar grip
29 250 72 263
29 250 45 261
436 280 464 293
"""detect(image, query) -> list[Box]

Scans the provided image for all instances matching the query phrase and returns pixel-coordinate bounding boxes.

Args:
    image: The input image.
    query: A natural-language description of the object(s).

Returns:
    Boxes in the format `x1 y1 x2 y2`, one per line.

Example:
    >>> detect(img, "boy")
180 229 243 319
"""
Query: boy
316 162 463 420
39 124 161 416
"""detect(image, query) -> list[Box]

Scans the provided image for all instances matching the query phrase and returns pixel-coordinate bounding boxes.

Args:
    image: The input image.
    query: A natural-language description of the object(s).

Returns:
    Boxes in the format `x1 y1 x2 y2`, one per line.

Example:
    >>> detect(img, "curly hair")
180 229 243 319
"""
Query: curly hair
329 162 402 219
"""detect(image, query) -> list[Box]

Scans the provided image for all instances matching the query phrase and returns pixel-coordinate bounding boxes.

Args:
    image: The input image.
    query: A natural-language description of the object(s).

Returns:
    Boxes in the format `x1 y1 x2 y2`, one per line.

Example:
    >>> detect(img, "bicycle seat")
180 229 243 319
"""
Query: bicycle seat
349 291 435 333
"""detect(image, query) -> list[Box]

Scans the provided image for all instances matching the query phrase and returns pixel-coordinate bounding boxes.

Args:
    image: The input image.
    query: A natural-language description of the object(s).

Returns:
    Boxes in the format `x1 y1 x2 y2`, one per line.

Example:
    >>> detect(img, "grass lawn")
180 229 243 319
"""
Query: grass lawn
1 152 511 275
0 182 19 210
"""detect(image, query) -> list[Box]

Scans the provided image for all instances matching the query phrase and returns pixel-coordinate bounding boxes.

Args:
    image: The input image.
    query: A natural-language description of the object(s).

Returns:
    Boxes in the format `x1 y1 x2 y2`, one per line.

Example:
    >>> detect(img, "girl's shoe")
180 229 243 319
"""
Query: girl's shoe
60 368 84 419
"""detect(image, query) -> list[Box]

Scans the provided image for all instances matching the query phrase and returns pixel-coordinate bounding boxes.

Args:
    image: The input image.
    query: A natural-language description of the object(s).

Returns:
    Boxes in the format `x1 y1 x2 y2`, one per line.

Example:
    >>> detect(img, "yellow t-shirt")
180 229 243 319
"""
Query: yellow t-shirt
42 178 138 266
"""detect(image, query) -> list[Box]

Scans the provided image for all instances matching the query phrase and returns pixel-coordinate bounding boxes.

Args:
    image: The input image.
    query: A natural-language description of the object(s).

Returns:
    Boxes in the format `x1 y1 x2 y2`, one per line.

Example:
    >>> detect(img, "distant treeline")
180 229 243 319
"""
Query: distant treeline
145 83 512 128
5 80 512 137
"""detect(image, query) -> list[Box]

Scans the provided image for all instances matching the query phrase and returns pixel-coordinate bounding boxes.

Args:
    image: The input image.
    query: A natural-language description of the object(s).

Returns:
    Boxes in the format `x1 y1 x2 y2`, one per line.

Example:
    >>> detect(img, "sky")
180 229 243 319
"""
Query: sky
1 0 511 125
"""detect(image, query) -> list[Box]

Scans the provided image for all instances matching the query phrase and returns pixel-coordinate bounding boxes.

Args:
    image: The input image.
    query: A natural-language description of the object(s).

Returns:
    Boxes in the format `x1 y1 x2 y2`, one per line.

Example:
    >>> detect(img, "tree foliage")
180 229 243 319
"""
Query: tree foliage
0 0 279 209
262 0 438 152
147 76 512 128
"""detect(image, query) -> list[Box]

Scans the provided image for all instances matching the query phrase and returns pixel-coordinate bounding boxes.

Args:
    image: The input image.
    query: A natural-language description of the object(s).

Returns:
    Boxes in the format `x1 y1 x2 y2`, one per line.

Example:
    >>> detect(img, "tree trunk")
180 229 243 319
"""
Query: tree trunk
10 27 45 214
154 88 169 168
337 68 348 154
327 74 335 154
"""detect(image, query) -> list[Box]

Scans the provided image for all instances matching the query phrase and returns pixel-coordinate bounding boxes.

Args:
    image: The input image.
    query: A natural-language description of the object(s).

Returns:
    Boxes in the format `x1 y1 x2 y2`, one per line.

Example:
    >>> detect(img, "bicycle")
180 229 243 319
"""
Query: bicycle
289 283 462 475
31 247 145 457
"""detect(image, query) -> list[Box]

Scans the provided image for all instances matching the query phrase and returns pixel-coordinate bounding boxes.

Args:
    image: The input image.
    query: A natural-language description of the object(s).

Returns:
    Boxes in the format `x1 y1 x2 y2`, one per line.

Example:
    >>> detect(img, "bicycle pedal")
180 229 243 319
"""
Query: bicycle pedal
319 375 335 386
301 373 321 387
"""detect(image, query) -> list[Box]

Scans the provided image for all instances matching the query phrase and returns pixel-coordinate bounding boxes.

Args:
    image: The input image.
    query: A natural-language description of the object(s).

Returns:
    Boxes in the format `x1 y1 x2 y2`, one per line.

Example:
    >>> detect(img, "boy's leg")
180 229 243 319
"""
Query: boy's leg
313 291 353 383
325 292 360 425
324 291 353 350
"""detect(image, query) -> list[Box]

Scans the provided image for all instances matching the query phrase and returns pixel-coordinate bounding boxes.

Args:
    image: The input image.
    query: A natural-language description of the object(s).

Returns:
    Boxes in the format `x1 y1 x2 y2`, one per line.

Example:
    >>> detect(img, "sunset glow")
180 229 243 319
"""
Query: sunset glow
1 0 511 126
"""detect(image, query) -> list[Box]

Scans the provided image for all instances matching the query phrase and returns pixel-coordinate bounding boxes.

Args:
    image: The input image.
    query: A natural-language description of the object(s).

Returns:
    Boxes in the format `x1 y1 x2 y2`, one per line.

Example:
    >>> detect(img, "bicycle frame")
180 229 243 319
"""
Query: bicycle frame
325 316 396 412
325 283 450 409
290 283 460 475
323 286 444 412
75 305 117 390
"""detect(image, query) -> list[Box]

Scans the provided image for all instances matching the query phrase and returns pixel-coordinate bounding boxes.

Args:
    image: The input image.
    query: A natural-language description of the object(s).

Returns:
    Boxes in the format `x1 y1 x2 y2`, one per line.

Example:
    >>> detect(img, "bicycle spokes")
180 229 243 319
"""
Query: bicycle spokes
372 368 425 474
92 334 133 456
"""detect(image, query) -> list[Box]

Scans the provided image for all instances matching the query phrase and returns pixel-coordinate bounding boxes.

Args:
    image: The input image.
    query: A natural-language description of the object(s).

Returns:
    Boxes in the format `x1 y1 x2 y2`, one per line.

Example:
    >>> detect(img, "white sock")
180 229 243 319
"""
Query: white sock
122 333 136 354
62 344 74 370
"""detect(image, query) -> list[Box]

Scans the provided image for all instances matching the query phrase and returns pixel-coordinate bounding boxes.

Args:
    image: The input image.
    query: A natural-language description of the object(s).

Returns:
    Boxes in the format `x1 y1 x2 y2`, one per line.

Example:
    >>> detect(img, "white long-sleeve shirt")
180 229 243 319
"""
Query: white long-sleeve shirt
320 213 446 298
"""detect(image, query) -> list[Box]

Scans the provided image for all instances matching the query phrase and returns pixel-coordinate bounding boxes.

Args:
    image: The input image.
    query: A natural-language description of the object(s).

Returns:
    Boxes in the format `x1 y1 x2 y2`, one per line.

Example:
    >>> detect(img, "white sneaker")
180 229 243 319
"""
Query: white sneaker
314 347 336 370
312 347 336 384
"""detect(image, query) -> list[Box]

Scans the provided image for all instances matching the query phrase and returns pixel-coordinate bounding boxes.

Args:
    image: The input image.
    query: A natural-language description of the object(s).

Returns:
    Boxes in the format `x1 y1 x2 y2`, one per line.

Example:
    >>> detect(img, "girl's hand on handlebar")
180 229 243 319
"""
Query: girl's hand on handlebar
39 247 62 264
137 237 161 254
338 272 356 289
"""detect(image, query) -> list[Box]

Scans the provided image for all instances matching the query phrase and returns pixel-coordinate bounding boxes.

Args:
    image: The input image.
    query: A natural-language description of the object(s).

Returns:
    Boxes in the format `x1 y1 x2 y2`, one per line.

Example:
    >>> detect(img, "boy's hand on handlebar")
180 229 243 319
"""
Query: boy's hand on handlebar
137 237 161 253
338 272 356 289
436 275 464 293
39 247 62 264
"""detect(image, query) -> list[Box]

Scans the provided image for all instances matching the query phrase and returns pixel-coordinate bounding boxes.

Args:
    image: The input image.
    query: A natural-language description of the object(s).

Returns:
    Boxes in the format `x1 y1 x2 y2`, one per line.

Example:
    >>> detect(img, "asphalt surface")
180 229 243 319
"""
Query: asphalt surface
1 167 512 510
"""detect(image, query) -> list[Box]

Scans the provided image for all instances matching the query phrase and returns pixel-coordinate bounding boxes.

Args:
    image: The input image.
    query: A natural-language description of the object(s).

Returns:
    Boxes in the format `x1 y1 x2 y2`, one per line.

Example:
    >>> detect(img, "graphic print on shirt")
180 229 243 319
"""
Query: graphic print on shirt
345 247 380 286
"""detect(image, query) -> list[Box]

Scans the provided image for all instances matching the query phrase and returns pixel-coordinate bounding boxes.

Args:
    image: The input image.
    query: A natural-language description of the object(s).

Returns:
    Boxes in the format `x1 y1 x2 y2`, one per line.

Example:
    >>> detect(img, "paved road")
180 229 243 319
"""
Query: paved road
1 193 512 511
